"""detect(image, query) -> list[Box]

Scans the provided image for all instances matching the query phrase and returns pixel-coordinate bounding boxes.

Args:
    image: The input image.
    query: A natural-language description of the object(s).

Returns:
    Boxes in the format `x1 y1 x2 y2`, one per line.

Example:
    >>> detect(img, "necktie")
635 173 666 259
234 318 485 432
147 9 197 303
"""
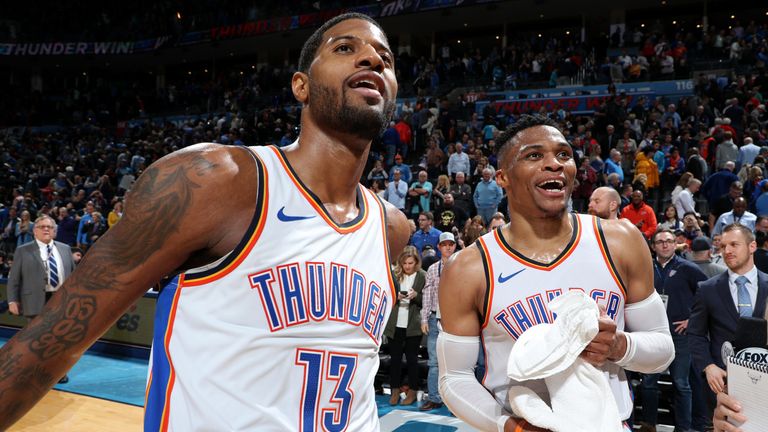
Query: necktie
47 244 59 289
736 275 752 317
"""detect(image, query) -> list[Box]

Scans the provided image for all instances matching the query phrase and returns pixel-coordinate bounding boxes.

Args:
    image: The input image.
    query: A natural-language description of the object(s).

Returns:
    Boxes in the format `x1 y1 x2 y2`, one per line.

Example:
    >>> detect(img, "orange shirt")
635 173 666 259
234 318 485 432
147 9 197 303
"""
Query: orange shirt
620 203 658 239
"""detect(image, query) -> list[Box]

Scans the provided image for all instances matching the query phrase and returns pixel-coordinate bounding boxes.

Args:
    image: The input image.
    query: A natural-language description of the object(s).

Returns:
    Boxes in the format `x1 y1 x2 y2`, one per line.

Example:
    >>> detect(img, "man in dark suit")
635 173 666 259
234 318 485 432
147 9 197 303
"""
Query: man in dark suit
688 223 768 418
6 215 76 383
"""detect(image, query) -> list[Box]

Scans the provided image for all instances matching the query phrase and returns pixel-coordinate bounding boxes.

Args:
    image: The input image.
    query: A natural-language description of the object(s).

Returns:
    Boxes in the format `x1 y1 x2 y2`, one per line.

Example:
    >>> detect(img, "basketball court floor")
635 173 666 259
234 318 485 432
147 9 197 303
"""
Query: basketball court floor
1 338 674 431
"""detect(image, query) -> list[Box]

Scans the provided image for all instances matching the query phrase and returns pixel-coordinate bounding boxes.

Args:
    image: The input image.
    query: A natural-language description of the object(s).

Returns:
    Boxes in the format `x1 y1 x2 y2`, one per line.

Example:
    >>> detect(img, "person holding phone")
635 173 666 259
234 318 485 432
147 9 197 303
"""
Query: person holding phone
384 245 425 405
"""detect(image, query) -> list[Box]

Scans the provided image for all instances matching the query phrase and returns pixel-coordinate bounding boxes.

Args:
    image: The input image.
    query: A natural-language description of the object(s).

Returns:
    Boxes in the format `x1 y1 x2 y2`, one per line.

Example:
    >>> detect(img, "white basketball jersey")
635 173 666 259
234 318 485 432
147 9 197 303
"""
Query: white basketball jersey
145 145 395 431
476 213 633 419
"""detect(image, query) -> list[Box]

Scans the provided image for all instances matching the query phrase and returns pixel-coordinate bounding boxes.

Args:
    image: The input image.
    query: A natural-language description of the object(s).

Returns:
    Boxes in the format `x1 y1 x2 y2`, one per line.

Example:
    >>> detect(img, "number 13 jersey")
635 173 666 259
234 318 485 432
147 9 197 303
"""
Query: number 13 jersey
145 145 395 431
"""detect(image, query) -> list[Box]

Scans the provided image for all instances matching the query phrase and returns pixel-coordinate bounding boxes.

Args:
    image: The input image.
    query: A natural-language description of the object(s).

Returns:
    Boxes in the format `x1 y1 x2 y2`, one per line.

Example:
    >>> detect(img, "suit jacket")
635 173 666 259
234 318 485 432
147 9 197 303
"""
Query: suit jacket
6 240 76 317
688 270 768 372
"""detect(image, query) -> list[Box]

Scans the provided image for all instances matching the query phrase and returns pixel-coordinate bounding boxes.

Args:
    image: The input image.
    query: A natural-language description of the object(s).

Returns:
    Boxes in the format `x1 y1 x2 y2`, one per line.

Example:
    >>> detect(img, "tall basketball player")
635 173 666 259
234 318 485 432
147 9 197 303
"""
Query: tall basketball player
0 13 409 431
436 115 674 432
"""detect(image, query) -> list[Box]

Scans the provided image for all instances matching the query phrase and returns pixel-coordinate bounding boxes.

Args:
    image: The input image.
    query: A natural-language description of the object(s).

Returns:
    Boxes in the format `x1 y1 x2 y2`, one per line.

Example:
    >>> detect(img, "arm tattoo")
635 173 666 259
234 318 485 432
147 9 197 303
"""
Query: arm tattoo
0 352 20 381
16 292 97 360
66 152 218 293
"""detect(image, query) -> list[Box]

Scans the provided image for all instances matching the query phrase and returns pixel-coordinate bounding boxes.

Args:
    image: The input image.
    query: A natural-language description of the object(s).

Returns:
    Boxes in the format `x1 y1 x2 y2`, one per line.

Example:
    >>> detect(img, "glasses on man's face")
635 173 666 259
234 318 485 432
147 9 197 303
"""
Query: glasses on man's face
653 239 675 246
35 225 55 231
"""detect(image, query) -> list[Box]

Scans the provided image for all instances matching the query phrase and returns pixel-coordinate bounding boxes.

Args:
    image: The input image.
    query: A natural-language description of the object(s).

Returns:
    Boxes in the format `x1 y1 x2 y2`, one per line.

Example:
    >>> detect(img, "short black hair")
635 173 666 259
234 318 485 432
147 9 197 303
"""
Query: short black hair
496 114 562 162
297 12 383 74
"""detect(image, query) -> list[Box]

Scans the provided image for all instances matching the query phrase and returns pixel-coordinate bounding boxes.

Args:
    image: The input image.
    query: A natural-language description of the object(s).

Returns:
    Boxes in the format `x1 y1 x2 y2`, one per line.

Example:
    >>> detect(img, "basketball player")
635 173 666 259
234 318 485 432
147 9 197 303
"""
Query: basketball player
437 115 674 431
0 13 409 431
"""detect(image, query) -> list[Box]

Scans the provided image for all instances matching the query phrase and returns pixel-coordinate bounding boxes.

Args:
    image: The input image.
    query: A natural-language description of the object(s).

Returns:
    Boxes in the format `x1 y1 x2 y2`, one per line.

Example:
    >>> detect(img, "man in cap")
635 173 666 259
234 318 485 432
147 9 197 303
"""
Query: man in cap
419 231 456 411
689 236 727 278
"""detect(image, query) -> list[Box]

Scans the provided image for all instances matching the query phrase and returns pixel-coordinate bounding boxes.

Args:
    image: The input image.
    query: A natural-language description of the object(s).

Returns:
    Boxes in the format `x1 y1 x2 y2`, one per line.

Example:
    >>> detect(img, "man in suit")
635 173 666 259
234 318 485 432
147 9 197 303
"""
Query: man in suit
688 223 768 419
6 215 76 383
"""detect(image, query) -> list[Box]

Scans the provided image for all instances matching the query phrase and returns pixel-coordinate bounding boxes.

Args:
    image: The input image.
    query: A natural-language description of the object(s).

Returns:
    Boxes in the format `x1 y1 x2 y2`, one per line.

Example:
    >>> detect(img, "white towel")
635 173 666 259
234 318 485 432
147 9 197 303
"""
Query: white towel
506 291 623 432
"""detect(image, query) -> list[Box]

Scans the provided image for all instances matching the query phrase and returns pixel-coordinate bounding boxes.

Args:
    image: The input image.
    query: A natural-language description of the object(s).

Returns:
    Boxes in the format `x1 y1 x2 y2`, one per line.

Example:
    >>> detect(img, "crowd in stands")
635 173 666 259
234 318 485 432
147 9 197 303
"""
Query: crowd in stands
4 11 767 128
0 9 767 427
0 1 376 42
0 12 765 266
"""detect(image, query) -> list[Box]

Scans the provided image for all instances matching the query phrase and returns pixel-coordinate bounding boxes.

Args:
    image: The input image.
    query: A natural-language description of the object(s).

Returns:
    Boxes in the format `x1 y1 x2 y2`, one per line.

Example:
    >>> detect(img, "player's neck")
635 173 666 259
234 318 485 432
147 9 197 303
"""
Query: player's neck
284 125 369 205
504 212 573 249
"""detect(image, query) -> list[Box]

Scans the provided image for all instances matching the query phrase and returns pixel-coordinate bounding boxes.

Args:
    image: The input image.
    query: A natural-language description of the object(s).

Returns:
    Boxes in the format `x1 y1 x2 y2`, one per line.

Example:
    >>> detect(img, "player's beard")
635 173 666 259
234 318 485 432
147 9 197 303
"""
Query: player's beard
310 81 395 141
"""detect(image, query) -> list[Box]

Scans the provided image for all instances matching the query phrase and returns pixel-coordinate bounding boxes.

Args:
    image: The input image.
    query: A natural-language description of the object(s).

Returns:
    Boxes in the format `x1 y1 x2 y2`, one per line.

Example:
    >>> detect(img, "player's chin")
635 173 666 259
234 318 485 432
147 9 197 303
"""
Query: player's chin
537 201 568 217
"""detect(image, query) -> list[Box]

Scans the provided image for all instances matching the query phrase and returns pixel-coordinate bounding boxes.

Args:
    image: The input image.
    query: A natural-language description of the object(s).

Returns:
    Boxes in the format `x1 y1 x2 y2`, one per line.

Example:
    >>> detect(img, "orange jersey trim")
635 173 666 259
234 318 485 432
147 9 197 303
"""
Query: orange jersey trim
493 213 581 271
369 189 397 301
184 149 269 286
159 274 186 432
592 217 628 298
269 146 369 235
477 236 495 329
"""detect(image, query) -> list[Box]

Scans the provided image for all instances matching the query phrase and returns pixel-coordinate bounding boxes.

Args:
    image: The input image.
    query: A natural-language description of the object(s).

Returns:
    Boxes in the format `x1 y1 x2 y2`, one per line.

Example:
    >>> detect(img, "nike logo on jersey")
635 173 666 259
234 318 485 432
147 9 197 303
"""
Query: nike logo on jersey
497 268 525 284
277 206 315 222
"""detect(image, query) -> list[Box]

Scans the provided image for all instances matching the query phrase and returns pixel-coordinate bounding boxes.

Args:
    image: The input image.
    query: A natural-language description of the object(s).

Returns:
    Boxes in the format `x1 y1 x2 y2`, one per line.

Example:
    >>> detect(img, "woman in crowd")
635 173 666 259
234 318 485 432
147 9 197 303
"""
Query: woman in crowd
384 246 425 406
432 174 451 210
15 210 34 246
670 172 694 207
462 215 487 247
367 159 388 187
658 204 682 231
108 201 124 228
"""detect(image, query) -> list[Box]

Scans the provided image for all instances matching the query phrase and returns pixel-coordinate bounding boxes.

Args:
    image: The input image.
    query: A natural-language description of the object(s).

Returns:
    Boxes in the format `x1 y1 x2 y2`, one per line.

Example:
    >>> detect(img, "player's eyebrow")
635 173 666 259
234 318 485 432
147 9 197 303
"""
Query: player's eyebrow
327 35 394 59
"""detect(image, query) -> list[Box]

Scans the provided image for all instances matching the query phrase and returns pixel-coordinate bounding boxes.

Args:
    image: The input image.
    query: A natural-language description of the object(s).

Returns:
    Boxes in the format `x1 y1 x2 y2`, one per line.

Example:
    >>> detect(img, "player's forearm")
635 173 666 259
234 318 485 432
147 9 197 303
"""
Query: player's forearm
0 334 85 428
438 332 512 432
616 291 674 373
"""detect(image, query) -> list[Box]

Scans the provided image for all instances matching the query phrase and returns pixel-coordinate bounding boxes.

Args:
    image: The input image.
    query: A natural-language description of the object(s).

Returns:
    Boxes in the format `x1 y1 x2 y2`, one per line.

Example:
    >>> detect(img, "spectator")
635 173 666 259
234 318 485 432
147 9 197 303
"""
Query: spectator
382 121 401 167
389 154 413 184
674 178 702 219
384 169 408 212
419 232 457 411
367 160 388 187
410 212 441 257
689 224 765 421
620 189 658 239
107 201 124 228
658 204 682 231
711 197 757 237
448 172 473 216
706 177 742 229
715 131 739 171
447 143 470 179
15 210 34 247
641 229 708 432
689 236 727 278
385 246 425 407
434 193 468 234
588 186 621 219
408 170 433 216
473 168 503 226
604 149 624 184
55 207 77 246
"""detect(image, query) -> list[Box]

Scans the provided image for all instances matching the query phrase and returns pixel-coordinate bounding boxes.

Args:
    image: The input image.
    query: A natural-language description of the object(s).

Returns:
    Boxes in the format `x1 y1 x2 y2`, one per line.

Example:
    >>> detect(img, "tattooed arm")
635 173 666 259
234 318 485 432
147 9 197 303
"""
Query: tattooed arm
0 144 259 428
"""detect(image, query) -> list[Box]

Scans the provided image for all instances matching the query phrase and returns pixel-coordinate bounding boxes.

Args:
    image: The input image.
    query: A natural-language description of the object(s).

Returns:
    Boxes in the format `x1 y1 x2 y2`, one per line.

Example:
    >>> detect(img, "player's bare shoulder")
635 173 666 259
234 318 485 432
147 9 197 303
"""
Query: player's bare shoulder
597 217 649 255
439 243 488 334
119 143 259 256
380 199 410 260
595 216 654 302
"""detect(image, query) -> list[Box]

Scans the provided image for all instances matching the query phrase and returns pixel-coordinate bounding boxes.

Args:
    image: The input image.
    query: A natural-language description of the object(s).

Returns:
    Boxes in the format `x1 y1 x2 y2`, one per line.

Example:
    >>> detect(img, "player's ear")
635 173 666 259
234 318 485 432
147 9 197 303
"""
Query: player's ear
292 72 309 104
495 169 507 188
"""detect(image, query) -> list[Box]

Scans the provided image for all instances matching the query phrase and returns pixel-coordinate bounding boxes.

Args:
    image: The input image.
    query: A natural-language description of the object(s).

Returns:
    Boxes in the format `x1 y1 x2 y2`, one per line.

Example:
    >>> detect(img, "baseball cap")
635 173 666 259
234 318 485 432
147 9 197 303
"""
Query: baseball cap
691 236 711 252
439 232 456 244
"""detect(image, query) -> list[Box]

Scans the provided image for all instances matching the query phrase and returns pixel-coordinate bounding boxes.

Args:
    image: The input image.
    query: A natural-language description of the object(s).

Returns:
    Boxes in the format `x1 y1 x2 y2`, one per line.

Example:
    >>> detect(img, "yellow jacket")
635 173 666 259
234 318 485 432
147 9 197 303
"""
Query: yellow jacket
634 151 660 189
